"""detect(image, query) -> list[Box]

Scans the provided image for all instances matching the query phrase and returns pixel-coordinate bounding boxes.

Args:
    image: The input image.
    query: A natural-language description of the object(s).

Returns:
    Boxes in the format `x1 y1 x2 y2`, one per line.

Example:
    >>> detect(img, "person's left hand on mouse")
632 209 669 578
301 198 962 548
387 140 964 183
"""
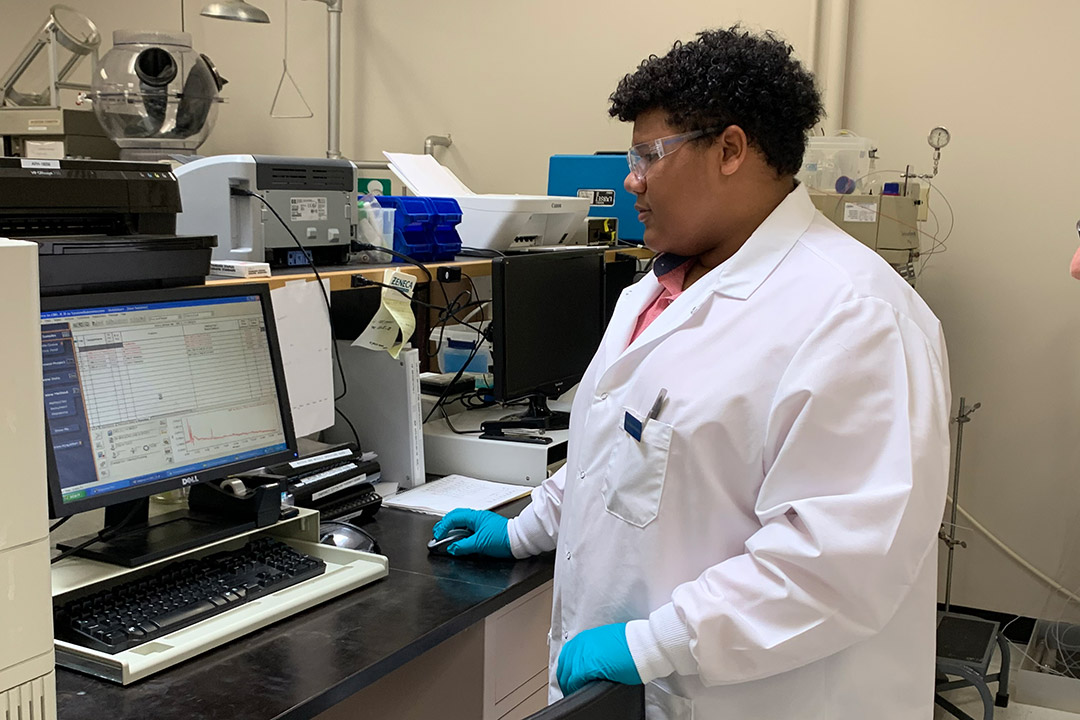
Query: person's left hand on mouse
556 622 642 695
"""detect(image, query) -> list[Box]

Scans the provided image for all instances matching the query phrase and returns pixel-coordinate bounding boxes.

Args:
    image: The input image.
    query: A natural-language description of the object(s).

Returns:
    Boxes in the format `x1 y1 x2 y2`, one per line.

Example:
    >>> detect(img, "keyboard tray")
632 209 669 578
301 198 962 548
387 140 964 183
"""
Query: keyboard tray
54 530 387 685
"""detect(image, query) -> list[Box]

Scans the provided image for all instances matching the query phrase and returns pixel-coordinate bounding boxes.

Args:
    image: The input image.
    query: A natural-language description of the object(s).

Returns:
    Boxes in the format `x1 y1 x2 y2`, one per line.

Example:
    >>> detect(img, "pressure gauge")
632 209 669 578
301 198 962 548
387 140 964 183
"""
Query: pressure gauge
928 126 951 150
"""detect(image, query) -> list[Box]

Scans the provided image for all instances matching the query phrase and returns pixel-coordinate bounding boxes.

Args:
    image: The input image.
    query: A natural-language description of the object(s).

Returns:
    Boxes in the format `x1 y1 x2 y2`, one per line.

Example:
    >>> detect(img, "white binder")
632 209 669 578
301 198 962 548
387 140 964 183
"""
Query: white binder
327 345 426 488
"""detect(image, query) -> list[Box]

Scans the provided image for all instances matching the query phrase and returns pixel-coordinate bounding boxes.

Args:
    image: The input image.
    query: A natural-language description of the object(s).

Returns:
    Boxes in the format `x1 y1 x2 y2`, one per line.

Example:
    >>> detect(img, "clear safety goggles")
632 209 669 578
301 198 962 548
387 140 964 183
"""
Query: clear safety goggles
626 127 724 180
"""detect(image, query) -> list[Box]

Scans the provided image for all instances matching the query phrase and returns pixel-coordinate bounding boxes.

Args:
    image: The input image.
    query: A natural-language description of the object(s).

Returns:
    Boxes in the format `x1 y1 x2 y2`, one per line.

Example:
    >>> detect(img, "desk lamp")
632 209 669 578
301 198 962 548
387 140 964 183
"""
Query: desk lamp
200 0 344 159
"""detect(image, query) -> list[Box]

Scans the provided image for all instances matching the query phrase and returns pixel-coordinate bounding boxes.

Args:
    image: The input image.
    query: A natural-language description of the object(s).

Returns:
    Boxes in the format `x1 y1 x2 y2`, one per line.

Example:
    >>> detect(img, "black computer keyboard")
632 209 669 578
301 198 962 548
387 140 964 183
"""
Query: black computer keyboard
54 537 325 655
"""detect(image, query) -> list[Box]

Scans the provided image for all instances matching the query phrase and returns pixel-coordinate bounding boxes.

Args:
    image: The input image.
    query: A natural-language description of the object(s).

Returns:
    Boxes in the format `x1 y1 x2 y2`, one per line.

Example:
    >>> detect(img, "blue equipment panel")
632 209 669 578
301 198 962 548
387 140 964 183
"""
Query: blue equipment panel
547 154 644 242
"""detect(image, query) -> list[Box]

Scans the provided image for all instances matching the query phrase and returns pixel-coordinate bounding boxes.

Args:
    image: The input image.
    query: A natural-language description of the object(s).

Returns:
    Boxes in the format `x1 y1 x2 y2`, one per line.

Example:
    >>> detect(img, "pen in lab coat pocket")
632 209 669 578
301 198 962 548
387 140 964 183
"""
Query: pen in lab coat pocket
646 388 668 423
624 388 668 442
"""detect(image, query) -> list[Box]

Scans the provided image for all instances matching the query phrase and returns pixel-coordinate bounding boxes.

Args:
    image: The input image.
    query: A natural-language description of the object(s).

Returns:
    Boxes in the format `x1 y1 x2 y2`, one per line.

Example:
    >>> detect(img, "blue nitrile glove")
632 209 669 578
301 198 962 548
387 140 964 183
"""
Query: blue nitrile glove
432 508 514 558
556 623 643 696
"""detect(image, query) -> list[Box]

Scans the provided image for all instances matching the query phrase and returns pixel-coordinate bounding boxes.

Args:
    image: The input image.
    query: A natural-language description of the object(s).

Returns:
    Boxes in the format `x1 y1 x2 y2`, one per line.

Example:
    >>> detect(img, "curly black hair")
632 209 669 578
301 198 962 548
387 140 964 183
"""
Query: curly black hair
609 26 823 176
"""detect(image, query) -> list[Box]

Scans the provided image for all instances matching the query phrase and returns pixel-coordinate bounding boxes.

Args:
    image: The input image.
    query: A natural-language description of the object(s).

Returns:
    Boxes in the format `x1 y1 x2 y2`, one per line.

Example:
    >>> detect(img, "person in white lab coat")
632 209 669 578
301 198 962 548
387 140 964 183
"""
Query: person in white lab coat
433 25 951 719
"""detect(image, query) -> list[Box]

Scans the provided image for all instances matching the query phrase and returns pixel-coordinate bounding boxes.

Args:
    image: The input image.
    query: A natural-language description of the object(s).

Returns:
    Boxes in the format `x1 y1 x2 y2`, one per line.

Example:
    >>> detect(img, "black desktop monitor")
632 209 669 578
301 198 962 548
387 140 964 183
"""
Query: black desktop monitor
490 249 607 430
40 283 298 565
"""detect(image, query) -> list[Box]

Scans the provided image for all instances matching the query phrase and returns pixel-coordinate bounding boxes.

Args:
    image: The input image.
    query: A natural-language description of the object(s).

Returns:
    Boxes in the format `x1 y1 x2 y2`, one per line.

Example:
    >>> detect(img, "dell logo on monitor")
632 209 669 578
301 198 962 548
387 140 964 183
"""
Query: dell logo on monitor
180 475 201 486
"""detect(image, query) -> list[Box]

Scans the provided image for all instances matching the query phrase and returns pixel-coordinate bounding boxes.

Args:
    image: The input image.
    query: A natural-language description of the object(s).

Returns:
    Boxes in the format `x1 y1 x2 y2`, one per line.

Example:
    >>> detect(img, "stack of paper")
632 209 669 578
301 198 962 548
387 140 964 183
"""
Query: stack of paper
383 152 475 197
383 474 533 516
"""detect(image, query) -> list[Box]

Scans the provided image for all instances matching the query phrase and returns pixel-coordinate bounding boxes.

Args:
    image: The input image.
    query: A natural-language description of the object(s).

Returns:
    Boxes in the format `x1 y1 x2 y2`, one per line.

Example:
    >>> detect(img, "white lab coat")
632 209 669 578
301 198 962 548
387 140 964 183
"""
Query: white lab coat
507 184 951 719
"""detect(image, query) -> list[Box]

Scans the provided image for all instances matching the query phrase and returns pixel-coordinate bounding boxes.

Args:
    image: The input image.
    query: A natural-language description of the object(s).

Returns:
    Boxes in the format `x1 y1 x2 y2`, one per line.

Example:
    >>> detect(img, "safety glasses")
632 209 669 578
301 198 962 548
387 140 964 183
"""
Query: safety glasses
626 127 724 180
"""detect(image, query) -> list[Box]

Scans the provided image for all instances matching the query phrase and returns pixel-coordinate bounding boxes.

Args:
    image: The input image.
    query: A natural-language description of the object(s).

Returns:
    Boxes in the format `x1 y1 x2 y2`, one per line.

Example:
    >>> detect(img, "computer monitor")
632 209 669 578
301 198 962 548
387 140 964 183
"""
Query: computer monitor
41 283 298 566
490 249 607 430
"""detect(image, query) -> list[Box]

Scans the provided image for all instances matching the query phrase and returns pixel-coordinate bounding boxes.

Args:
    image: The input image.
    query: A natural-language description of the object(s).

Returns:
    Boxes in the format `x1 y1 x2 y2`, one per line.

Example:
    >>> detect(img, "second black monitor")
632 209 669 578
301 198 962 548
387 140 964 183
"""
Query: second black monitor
490 249 607 428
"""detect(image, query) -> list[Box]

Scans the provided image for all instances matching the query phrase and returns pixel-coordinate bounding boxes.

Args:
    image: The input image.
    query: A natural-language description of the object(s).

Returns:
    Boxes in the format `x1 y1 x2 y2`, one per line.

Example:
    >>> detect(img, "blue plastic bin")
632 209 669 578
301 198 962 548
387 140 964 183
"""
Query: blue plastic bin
376 196 434 261
374 196 461 262
426 197 462 261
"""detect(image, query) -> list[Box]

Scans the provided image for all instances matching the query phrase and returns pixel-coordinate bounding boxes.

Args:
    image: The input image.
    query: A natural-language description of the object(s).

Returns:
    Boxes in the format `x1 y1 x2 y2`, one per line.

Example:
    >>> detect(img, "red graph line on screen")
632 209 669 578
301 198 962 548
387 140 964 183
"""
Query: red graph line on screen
184 420 274 445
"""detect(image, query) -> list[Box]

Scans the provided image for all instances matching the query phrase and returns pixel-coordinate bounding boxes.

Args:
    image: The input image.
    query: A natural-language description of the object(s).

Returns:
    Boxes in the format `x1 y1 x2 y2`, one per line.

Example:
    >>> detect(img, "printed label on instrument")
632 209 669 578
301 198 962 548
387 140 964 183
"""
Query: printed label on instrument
290 196 328 221
312 473 368 501
20 158 60 169
843 202 878 223
294 462 358 487
577 189 616 207
289 448 353 469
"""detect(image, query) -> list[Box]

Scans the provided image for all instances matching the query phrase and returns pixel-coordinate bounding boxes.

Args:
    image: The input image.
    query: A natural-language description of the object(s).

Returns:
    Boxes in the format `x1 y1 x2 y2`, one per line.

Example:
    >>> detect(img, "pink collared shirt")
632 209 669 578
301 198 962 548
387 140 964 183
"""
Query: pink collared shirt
627 258 691 347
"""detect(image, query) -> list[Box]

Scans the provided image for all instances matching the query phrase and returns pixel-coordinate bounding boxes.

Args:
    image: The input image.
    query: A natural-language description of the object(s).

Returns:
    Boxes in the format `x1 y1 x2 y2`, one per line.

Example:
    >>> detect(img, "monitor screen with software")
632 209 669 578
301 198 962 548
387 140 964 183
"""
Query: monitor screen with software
40 284 298 564
490 249 607 429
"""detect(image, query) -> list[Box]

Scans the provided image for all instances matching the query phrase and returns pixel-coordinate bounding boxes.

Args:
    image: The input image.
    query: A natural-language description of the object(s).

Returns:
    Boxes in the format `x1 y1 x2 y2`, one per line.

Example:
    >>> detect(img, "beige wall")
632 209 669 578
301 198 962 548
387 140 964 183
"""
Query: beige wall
845 0 1080 620
5 0 1080 620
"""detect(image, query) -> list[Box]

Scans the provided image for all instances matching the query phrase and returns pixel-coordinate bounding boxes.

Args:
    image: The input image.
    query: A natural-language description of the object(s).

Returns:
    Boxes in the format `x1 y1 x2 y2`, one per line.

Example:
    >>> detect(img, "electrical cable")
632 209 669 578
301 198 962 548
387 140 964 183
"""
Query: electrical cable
634 253 657 281
51 501 145 564
458 246 506 257
351 242 433 281
433 289 470 367
460 388 495 410
354 277 485 336
237 189 360 446
354 263 491 424
917 181 956 277
437 404 486 435
426 270 493 420
423 335 485 423
457 301 490 328
813 168 956 280
50 516 71 533
354 268 491 409
462 271 488 344
946 495 1080 605
1000 614 1080 679
334 406 360 448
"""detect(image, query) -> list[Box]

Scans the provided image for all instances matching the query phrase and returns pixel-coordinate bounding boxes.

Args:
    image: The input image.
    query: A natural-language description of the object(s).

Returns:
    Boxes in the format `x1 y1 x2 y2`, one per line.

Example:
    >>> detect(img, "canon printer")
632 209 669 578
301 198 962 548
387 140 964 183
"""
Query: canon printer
0 157 216 295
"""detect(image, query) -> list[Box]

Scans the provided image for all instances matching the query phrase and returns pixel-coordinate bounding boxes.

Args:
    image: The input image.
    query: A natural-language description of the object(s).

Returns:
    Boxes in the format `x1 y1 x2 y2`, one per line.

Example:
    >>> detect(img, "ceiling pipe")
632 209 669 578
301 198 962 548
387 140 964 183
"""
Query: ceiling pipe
806 0 821 76
820 0 851 134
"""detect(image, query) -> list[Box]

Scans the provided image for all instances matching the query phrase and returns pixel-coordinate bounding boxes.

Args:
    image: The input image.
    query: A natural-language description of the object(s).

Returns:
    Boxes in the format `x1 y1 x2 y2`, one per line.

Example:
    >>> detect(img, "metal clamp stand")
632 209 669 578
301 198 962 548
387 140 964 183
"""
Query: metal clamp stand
935 397 1011 720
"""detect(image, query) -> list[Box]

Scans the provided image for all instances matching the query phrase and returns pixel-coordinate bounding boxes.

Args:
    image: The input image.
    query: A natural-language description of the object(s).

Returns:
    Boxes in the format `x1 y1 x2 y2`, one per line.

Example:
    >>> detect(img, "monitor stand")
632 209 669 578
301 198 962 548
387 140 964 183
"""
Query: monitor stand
56 497 257 568
499 394 570 431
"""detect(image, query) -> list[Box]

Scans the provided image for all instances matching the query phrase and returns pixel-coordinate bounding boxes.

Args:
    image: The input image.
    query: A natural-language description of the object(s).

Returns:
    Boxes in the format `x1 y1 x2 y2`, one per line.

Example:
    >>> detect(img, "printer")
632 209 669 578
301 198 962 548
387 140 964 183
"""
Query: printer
174 155 356 267
0 157 216 295
384 152 590 252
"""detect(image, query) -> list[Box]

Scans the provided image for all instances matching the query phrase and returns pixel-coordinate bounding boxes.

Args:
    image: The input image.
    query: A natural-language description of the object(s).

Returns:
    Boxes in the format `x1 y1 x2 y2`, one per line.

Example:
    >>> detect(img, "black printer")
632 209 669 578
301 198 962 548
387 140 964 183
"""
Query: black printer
0 157 216 295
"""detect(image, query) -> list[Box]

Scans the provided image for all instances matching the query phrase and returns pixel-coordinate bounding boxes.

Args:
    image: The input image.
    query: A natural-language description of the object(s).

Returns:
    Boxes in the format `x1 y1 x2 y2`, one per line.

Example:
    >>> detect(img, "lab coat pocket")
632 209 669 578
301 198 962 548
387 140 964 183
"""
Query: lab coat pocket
645 680 694 720
601 406 673 528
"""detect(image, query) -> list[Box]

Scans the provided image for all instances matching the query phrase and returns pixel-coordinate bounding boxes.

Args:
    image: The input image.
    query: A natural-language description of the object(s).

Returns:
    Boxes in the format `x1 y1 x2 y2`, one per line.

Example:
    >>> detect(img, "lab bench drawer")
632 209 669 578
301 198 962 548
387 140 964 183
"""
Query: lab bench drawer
484 581 553 720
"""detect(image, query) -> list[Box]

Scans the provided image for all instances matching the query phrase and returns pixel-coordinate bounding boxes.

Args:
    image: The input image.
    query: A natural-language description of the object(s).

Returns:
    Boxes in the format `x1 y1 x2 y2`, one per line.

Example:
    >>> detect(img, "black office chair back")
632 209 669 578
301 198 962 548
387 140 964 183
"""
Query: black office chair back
524 681 645 720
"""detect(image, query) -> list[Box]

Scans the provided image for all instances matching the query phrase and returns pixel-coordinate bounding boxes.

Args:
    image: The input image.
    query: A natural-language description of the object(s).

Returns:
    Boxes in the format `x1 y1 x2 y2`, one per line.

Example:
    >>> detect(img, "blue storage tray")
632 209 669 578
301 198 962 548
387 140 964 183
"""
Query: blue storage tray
426 197 462 261
377 196 434 261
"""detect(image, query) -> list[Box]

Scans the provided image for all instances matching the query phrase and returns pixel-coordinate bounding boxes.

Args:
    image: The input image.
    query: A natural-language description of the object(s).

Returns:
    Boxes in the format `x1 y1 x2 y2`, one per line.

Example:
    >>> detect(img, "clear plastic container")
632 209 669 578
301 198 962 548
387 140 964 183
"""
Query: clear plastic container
799 136 875 194
91 30 226 159
358 204 395 248
436 325 491 374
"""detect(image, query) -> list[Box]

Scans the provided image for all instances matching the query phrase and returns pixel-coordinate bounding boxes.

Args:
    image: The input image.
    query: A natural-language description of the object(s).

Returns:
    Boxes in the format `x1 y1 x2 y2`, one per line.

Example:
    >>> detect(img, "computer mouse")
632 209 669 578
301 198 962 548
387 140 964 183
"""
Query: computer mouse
319 521 377 553
427 527 473 556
